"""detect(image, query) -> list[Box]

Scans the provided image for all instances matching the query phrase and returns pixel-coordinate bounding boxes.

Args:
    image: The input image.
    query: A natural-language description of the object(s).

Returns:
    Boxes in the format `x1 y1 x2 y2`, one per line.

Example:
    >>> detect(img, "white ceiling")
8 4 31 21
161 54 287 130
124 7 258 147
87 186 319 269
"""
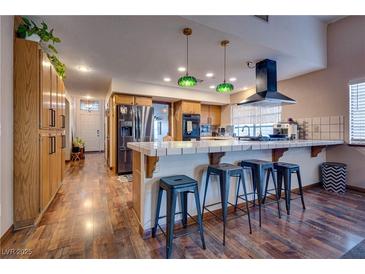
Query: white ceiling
31 15 344 99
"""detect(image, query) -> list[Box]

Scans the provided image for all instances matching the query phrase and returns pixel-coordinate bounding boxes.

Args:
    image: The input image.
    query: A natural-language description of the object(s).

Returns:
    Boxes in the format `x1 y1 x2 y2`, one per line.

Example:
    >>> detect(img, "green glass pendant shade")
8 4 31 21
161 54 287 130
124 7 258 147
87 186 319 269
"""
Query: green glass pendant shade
178 75 197 87
216 82 234 93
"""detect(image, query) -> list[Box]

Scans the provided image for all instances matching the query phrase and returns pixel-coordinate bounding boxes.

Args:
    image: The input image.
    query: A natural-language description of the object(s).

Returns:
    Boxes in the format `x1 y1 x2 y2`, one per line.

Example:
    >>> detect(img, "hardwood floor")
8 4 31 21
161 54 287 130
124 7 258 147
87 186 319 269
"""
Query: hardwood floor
1 152 365 259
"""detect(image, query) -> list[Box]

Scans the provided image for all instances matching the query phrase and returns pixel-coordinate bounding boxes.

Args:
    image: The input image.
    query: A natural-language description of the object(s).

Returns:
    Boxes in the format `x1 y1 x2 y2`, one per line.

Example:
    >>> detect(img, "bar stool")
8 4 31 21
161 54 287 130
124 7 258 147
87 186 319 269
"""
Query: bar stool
273 162 306 215
240 160 281 227
152 175 206 259
202 163 252 246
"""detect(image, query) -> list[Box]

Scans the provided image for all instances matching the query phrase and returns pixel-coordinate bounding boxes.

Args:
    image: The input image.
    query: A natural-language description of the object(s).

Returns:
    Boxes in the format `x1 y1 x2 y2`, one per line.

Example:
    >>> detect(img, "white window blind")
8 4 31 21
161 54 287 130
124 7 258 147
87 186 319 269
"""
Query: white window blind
349 82 365 144
232 104 282 125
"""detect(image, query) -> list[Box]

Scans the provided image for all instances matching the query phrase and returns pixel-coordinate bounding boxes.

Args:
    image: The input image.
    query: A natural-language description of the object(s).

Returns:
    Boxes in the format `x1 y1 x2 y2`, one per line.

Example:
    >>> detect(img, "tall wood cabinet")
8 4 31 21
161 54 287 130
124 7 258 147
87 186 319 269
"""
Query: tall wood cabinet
173 100 201 141
13 38 66 229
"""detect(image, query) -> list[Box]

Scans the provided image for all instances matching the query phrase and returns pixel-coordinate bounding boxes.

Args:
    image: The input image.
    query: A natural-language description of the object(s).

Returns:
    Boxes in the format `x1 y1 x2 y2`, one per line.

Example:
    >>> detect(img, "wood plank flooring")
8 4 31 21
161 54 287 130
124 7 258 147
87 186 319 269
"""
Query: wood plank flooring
1 152 365 259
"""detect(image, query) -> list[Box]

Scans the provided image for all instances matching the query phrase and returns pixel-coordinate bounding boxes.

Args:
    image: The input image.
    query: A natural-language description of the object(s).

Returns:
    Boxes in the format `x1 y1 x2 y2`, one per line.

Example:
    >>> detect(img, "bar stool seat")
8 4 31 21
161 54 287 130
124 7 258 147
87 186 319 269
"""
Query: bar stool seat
240 159 281 227
273 162 305 215
202 163 252 245
152 175 206 259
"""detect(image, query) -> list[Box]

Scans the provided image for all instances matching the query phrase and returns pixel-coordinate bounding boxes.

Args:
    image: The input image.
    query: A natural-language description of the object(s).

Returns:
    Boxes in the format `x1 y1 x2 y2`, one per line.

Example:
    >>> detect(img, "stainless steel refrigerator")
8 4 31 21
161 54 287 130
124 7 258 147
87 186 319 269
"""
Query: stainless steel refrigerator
117 105 154 174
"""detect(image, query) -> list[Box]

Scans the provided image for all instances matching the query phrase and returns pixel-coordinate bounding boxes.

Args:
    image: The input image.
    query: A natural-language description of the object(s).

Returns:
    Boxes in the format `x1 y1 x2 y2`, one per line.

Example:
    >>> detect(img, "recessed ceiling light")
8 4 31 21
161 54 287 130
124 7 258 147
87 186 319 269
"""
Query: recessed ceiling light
77 65 91 72
209 85 215 89
229 77 237 82
163 77 171 82
177 67 186 72
206 72 214 78
85 95 92 100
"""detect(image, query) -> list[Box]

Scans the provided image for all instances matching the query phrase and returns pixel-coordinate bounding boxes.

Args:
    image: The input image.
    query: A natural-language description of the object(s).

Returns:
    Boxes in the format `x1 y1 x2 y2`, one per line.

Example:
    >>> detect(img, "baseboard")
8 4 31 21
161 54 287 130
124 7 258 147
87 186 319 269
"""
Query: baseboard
0 225 14 245
138 182 321 239
347 185 365 193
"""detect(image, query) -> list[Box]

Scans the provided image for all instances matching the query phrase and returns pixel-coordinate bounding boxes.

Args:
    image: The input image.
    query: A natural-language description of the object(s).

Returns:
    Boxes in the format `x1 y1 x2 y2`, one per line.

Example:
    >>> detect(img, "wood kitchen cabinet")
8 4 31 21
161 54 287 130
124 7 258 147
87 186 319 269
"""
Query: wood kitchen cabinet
40 53 51 129
14 38 66 229
201 104 221 126
134 96 152 106
113 94 153 106
114 94 134 105
173 100 201 141
57 77 66 129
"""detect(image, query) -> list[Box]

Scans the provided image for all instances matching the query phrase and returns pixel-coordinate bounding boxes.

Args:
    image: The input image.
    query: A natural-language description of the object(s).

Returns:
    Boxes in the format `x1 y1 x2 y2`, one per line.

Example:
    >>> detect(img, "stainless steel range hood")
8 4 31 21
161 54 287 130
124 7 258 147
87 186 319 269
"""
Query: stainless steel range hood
238 59 296 105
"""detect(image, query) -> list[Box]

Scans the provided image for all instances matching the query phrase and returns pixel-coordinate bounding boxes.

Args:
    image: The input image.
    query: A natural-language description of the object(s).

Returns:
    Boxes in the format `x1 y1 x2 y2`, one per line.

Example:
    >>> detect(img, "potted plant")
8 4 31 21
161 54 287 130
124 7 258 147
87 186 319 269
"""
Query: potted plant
16 17 66 79
72 137 86 159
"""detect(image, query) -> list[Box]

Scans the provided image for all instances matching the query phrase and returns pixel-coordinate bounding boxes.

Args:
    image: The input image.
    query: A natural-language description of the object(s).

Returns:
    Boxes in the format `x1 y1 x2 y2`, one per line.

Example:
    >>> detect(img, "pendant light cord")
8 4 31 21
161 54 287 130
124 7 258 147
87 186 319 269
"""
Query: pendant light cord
223 44 226 83
186 35 189 76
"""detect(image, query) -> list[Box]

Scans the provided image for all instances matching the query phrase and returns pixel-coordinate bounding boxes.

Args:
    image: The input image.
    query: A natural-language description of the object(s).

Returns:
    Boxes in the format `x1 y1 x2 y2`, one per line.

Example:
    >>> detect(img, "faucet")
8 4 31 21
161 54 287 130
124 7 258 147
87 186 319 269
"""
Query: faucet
241 125 251 137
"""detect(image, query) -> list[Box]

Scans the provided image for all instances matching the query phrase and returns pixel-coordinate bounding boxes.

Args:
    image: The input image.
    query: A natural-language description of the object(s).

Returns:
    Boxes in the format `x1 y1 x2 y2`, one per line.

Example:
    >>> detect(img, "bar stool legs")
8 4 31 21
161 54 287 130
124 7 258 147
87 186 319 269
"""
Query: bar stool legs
219 173 230 245
275 163 306 215
152 175 206 259
234 172 252 234
203 165 252 246
296 169 306 210
194 185 206 250
152 187 163 238
166 191 177 259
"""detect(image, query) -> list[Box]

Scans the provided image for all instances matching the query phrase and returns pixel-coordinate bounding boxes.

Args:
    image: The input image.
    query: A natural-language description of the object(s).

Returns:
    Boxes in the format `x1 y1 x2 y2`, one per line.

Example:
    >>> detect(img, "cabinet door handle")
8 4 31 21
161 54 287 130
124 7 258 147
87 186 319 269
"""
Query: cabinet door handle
61 115 65 128
49 136 53 154
49 109 53 127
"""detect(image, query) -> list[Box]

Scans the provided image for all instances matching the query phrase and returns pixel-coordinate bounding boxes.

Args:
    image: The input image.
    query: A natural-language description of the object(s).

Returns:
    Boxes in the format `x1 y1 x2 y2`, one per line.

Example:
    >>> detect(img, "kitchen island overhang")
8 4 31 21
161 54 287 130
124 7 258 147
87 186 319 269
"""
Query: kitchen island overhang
127 139 344 237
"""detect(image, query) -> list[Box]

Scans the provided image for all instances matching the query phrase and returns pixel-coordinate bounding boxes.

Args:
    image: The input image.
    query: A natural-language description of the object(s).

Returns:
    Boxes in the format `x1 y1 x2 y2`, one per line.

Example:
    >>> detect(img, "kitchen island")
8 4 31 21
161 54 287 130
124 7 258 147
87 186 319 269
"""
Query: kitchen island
127 139 343 237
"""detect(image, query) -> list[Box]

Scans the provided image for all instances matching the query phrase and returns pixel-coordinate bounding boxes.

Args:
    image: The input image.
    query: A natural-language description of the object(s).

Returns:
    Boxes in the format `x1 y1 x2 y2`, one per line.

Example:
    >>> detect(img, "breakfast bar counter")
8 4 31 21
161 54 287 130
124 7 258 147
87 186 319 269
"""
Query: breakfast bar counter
127 139 343 237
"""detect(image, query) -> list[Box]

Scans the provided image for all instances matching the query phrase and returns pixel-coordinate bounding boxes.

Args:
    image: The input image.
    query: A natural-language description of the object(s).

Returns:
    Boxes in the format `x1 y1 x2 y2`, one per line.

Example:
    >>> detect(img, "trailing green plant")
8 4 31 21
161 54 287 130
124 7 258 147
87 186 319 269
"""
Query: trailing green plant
48 54 66 79
73 137 85 148
16 16 66 78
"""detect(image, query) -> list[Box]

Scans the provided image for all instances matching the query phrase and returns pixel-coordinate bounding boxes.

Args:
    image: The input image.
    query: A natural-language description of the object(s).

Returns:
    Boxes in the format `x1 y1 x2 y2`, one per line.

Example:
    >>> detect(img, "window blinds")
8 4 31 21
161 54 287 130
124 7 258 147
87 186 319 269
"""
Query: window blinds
350 82 365 143
231 104 282 125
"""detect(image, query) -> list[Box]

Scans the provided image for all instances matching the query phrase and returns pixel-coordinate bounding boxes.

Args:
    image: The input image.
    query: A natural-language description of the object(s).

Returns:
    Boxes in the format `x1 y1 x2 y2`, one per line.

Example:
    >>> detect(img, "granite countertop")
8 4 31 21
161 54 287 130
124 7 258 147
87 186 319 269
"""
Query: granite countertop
127 139 344 157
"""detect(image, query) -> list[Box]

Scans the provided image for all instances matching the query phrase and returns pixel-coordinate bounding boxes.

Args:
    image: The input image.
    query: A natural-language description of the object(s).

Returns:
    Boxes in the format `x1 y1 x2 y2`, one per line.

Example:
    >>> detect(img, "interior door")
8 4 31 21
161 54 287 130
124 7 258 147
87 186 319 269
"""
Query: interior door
79 101 102 152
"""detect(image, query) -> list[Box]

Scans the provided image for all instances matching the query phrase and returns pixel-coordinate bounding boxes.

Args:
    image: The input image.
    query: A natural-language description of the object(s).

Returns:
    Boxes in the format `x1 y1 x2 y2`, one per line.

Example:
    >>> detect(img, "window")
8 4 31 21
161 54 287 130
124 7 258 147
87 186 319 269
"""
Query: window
349 81 365 144
231 104 281 137
80 99 100 112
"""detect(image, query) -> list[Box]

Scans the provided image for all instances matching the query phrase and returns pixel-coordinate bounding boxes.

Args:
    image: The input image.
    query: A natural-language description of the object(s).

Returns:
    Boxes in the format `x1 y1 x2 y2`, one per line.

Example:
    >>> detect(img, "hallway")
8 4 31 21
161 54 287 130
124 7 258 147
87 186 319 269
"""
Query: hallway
2 153 365 259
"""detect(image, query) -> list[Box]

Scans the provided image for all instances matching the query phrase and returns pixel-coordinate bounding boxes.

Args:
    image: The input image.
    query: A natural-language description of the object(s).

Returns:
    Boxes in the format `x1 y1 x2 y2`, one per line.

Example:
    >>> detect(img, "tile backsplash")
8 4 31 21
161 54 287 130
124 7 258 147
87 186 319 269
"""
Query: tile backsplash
296 116 344 140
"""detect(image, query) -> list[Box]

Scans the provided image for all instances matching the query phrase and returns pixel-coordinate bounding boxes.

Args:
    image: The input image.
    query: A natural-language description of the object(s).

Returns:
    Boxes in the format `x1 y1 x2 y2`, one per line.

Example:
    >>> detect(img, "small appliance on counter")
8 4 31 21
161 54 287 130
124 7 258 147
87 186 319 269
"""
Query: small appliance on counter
182 114 200 140
273 123 298 140
200 124 212 137
217 127 226 136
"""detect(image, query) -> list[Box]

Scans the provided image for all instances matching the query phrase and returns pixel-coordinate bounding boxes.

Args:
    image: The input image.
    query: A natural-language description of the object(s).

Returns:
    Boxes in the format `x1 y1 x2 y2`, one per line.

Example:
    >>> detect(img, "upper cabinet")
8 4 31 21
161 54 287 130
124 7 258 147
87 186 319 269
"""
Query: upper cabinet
135 96 153 106
201 104 221 126
113 94 152 106
40 52 51 129
180 101 201 114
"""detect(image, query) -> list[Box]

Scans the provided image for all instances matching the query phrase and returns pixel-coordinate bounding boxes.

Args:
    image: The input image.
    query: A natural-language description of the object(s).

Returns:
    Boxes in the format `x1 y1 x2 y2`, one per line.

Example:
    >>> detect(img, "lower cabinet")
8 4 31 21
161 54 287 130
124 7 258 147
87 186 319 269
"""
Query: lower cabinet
40 133 63 212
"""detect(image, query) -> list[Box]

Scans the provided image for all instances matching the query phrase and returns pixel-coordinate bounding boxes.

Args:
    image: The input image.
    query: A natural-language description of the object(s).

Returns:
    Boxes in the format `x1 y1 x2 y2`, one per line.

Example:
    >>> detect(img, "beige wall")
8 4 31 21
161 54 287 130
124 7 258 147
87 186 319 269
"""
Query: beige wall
0 16 14 237
279 16 365 188
231 16 365 188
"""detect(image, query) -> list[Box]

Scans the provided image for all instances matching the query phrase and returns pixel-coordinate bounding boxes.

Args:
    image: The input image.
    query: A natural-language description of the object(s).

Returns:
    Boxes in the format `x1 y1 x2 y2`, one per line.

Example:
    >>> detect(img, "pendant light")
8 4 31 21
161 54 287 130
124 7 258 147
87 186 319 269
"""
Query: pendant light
178 28 197 87
216 40 234 93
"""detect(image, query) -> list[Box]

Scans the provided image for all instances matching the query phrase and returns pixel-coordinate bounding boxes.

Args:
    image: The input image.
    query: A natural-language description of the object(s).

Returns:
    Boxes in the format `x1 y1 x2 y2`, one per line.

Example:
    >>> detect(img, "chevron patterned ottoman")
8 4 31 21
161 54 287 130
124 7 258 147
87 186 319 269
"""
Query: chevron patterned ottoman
321 162 347 193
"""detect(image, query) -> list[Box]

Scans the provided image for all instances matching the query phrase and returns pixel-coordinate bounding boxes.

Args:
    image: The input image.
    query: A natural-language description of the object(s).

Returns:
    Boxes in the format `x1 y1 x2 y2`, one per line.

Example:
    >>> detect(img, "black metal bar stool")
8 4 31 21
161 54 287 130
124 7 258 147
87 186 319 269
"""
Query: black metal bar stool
240 160 281 227
152 175 206 259
273 162 306 215
202 163 252 245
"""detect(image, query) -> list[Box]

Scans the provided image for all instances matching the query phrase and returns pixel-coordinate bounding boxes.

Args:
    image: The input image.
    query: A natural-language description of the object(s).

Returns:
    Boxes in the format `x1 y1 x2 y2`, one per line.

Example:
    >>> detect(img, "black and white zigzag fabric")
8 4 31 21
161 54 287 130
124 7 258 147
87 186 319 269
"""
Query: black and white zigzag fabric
321 162 347 193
